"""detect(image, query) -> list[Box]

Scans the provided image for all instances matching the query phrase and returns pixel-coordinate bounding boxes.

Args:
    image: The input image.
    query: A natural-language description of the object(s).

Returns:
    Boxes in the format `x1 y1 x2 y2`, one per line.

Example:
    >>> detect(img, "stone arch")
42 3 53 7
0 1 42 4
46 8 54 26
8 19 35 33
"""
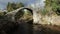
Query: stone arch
14 7 33 21
4 7 33 34
5 7 33 22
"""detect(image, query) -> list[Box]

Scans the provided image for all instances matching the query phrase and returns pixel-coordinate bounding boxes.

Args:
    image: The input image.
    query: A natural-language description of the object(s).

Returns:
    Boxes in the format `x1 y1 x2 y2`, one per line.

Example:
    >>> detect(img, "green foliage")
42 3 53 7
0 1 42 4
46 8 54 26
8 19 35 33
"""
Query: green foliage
16 2 24 8
0 12 4 16
0 12 5 19
45 0 60 15
40 8 48 16
7 2 24 12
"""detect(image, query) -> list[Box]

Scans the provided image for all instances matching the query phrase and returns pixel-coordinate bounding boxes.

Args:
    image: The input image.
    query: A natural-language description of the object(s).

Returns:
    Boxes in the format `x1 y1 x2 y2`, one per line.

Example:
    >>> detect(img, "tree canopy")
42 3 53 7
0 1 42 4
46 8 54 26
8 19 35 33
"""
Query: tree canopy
45 0 60 15
7 2 24 12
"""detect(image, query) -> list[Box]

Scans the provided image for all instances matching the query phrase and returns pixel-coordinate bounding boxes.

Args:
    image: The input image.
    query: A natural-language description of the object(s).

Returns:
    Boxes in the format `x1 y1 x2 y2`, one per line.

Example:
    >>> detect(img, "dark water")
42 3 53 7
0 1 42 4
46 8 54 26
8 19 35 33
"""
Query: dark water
0 19 33 34
0 19 60 34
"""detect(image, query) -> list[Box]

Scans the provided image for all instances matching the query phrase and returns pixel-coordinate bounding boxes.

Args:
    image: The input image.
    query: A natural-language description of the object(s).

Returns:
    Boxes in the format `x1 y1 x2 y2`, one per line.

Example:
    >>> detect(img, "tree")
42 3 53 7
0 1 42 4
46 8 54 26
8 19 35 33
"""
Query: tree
16 2 24 8
7 2 24 12
0 12 5 19
45 0 60 15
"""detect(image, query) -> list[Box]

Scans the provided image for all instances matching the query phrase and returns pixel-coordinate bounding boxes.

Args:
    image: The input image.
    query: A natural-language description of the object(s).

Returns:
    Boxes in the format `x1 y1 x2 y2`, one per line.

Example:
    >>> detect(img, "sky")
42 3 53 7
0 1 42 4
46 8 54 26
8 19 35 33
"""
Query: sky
0 0 45 10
